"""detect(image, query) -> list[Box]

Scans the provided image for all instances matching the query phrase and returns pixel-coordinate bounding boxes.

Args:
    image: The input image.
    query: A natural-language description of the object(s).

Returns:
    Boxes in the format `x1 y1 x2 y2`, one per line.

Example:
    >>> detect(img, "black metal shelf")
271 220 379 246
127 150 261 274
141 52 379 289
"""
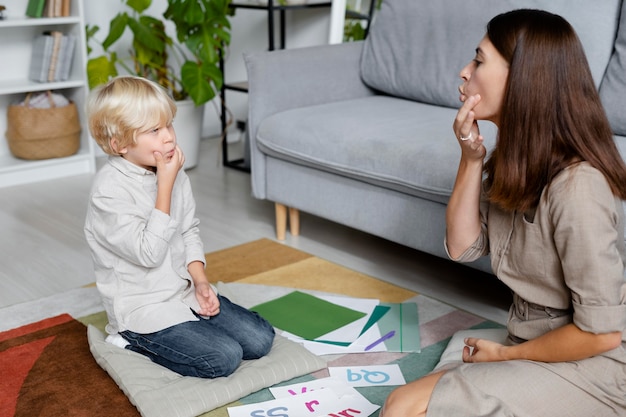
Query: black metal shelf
224 81 248 93
220 1 332 170
220 0 374 170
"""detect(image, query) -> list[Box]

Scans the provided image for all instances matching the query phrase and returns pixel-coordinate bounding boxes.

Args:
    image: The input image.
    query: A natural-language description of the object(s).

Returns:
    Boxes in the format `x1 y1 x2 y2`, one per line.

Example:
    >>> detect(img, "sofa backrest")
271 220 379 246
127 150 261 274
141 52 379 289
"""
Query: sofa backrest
361 0 622 110
600 3 626 136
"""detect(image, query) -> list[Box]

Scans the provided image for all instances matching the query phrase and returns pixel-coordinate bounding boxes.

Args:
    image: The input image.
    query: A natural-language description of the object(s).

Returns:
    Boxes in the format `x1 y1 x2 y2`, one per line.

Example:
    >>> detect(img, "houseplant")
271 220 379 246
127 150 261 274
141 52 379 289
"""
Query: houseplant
86 0 232 168
87 0 232 106
343 0 381 42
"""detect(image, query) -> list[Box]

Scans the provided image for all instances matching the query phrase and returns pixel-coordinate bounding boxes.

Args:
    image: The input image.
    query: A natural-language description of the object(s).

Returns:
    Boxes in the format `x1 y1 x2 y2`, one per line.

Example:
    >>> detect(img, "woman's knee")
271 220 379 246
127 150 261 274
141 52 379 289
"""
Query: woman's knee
382 385 422 417
382 371 445 417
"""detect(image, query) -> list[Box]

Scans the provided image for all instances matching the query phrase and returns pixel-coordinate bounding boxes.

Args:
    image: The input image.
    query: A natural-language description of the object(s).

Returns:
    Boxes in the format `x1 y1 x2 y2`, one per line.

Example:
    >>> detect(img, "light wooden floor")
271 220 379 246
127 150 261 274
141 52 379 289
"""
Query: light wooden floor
0 138 511 324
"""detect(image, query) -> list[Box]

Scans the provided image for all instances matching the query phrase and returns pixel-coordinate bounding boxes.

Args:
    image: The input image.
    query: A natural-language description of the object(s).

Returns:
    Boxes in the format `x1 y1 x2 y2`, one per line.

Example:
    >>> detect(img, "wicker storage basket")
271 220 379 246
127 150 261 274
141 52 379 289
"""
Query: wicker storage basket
5 93 81 160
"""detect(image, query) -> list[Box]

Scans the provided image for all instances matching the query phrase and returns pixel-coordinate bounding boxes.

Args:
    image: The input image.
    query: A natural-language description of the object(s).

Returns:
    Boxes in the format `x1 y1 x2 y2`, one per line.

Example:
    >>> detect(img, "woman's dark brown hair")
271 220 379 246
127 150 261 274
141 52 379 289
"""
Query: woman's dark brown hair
483 9 626 211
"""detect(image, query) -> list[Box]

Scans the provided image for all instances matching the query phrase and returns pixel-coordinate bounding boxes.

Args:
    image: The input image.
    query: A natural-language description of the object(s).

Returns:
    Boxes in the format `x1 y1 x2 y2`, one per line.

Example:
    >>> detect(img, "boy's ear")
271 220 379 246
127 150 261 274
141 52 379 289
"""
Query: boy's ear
110 138 127 155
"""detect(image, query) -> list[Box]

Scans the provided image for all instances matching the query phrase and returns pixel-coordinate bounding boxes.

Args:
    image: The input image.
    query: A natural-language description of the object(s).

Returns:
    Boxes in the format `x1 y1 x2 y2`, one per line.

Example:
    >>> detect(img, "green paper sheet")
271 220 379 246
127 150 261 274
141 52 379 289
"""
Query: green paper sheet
377 302 421 352
359 304 391 336
250 291 367 340
316 304 392 347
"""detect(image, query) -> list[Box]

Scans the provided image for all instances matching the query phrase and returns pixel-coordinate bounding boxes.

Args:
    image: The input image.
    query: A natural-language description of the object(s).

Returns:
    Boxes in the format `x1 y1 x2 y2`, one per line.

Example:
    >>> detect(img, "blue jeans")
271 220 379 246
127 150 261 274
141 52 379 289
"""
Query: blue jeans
120 295 275 378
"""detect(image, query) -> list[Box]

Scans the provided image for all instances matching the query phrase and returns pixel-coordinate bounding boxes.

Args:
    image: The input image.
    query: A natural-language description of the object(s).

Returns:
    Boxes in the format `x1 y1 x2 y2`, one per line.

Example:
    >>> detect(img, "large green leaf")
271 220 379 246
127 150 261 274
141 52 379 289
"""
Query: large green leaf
186 22 231 65
102 13 129 50
184 0 204 26
126 0 152 14
180 60 223 106
87 55 118 89
129 16 166 53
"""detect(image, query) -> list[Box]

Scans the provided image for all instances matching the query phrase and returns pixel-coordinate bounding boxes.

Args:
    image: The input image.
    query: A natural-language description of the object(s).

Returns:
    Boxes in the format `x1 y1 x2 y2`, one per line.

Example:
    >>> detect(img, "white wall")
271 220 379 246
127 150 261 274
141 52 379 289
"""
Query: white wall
83 1 332 139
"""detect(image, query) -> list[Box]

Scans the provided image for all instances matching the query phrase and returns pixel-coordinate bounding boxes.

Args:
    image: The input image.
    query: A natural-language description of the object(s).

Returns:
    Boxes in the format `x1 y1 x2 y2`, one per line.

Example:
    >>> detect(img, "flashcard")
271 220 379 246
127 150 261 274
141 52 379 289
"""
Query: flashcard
328 364 406 387
312 393 380 417
227 387 380 417
270 377 355 399
227 389 341 417
270 378 380 416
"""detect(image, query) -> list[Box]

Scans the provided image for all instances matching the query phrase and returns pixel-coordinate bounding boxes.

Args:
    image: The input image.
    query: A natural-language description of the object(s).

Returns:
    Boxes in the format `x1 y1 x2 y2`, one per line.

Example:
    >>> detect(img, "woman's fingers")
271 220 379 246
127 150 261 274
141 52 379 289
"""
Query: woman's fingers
454 94 481 141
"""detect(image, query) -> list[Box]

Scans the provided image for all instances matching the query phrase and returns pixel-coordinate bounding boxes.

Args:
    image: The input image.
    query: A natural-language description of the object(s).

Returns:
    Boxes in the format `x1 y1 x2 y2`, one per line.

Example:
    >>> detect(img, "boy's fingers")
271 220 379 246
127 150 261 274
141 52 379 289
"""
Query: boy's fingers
154 151 164 166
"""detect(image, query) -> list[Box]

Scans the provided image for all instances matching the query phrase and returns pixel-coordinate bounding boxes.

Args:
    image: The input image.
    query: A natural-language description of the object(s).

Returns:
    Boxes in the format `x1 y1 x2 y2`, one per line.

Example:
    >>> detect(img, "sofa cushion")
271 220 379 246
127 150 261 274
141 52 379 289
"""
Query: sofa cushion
600 4 626 136
256 96 497 205
361 0 621 108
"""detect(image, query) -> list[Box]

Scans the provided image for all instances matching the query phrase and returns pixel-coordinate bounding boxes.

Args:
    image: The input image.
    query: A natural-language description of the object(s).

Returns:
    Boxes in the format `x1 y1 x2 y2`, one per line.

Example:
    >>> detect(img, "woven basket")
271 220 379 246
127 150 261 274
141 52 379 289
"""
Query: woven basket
5 93 81 160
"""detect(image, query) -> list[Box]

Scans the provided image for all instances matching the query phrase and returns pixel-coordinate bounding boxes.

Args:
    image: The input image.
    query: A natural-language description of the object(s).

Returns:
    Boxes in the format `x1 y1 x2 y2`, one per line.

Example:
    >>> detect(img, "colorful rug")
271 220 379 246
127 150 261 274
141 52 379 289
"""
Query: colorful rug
0 239 502 417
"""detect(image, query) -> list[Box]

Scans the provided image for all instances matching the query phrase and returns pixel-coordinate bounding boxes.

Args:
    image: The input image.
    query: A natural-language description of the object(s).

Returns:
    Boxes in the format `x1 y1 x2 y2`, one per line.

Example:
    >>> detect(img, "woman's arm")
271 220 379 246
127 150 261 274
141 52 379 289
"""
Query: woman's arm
467 166 626 363
464 323 622 363
445 157 484 259
446 94 488 259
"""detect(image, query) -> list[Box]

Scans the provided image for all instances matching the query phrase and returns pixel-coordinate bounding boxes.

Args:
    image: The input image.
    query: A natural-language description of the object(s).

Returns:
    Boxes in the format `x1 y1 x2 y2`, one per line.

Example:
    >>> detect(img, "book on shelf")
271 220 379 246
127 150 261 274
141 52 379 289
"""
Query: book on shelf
29 35 53 82
62 0 71 17
47 31 63 82
55 34 76 81
29 31 77 83
26 0 46 17
27 0 71 17
54 0 62 17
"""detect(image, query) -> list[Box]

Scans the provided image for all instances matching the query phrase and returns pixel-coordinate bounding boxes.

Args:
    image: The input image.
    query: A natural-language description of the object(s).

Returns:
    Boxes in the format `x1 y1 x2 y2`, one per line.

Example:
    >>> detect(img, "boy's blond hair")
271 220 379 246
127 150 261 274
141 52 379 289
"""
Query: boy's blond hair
86 76 177 155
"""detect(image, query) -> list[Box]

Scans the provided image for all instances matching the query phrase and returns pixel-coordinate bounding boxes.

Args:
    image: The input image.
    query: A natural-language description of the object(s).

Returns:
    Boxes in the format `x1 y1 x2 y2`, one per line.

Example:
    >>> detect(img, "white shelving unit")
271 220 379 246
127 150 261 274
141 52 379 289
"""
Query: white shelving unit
0 0 95 188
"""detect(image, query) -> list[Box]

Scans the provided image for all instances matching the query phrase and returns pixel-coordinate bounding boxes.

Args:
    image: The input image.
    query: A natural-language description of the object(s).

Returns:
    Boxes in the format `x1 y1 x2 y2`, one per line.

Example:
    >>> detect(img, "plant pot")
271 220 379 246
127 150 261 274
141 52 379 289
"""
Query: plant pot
173 99 204 170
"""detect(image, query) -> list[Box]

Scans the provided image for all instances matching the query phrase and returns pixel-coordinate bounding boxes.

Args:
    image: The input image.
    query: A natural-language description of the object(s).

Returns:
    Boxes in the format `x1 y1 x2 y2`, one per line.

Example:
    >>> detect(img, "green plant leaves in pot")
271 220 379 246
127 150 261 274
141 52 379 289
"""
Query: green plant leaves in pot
86 0 232 107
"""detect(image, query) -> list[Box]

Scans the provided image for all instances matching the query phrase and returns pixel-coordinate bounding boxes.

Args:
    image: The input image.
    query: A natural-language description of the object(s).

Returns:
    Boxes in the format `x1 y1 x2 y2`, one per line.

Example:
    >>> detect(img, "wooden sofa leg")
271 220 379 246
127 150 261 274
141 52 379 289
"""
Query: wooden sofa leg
275 203 287 240
289 207 300 236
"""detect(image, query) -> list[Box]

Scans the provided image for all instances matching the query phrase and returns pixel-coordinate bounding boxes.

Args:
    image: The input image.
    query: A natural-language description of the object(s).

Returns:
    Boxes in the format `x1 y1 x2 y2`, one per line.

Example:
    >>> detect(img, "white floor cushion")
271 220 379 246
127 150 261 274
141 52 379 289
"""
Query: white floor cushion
88 325 326 417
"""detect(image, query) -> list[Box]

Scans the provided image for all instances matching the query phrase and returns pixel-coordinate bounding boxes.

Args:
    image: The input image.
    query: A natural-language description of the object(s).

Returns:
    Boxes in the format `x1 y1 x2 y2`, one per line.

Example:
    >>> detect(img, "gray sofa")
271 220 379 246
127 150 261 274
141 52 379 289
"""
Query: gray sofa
244 0 626 274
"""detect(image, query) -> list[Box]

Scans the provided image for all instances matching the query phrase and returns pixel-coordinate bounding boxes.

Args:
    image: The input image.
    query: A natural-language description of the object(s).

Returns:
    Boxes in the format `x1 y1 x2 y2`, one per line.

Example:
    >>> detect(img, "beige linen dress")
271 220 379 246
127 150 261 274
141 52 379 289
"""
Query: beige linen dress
429 163 626 416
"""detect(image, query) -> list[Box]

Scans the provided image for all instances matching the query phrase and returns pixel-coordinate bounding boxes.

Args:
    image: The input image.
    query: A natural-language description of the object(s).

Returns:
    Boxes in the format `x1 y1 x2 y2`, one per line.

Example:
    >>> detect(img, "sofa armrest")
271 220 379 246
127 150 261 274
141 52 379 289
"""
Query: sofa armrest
244 41 375 199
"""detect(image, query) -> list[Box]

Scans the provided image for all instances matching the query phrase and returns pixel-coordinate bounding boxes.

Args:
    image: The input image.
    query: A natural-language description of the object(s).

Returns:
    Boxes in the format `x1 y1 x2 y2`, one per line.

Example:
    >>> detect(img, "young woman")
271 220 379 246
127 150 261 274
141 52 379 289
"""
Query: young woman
382 9 626 417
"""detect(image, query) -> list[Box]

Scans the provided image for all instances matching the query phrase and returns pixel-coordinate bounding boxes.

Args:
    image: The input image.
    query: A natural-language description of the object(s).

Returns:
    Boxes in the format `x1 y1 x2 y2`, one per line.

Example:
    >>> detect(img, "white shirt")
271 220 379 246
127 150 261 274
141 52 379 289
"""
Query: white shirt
84 156 206 335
